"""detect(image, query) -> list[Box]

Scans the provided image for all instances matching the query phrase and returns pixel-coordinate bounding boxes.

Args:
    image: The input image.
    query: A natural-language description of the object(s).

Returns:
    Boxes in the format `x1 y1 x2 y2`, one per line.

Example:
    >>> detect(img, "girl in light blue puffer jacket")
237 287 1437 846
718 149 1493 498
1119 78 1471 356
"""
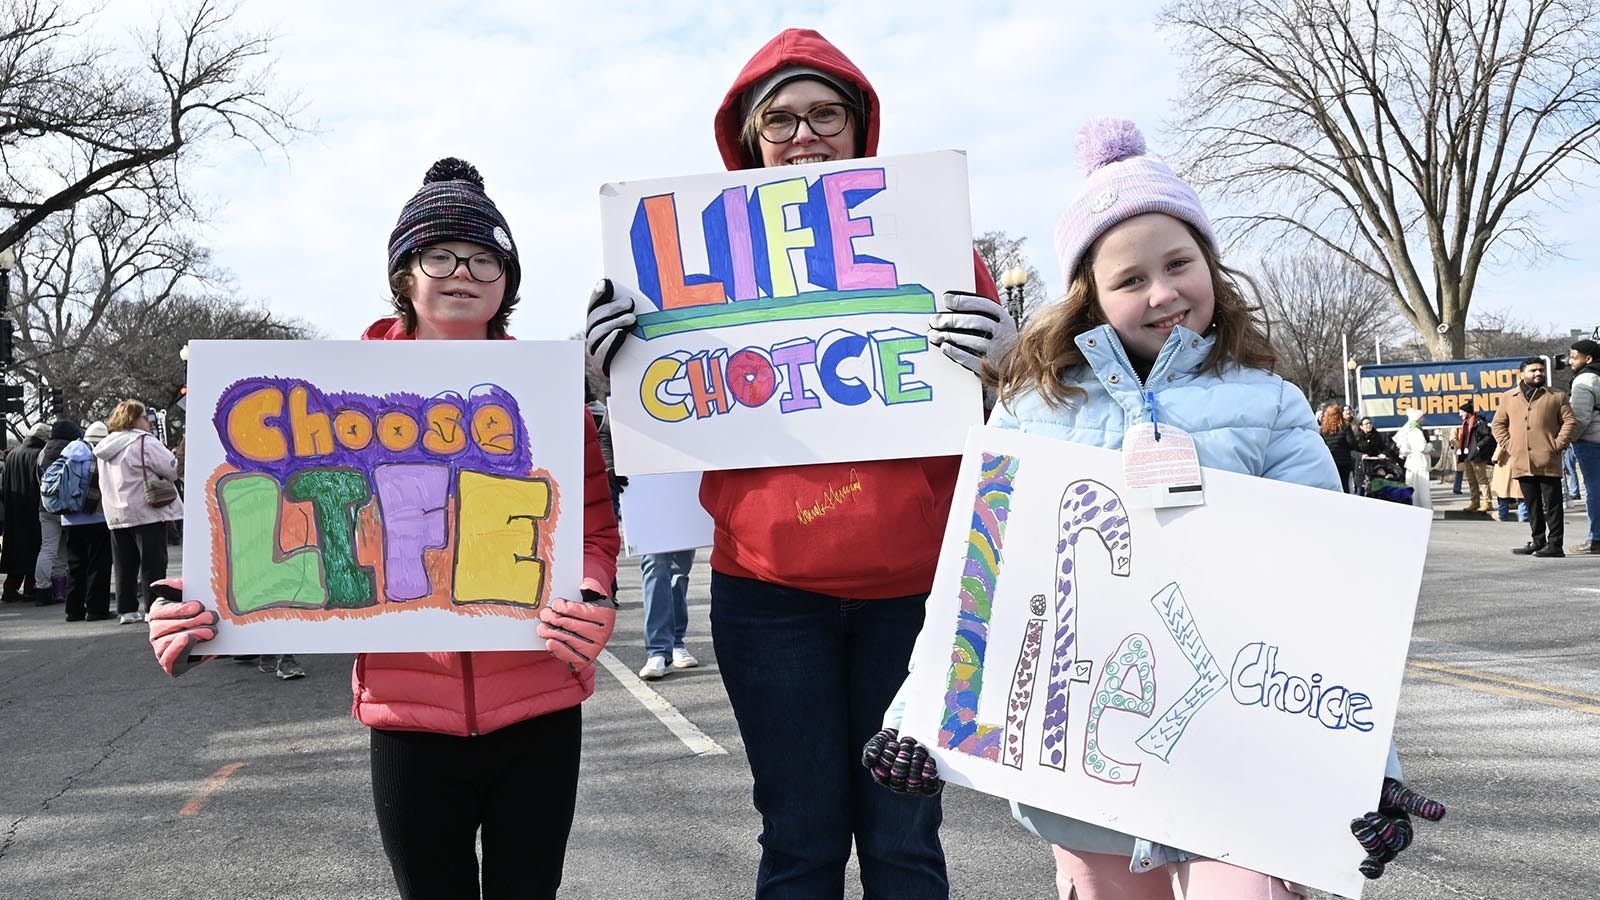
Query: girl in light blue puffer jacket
865 119 1444 900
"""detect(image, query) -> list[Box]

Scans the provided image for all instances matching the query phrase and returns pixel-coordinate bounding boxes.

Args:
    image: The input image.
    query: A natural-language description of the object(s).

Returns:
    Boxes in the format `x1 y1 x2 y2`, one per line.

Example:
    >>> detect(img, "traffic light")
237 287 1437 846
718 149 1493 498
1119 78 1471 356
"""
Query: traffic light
0 383 24 415
0 319 13 368
48 387 63 414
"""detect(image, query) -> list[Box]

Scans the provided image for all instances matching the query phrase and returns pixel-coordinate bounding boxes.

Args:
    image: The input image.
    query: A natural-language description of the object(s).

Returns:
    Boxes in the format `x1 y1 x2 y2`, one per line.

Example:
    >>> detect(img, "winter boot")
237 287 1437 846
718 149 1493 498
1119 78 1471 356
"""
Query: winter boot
52 577 67 602
34 586 59 606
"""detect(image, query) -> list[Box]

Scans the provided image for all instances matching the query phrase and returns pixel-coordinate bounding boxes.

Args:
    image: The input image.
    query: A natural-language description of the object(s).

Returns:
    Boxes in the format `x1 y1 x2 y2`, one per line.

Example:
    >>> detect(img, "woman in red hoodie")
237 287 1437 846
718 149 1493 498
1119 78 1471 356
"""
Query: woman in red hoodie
146 159 621 900
586 29 1012 899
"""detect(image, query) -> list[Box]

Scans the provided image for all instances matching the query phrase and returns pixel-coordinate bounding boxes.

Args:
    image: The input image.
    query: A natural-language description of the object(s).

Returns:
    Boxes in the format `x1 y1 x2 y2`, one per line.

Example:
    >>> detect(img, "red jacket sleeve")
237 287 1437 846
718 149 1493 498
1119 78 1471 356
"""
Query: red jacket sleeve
971 249 1000 301
580 411 620 592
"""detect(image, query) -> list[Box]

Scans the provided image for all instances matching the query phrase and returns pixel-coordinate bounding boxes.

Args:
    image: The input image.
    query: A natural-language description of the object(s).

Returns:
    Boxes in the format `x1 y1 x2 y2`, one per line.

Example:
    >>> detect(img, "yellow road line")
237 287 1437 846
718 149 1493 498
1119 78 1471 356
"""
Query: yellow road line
1406 663 1600 716
1407 659 1600 703
180 761 246 816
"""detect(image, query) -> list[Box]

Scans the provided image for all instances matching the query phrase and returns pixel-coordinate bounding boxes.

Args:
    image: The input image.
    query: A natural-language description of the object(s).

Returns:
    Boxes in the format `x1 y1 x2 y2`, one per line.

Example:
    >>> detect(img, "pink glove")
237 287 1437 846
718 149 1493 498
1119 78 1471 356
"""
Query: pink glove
536 593 617 670
147 578 219 677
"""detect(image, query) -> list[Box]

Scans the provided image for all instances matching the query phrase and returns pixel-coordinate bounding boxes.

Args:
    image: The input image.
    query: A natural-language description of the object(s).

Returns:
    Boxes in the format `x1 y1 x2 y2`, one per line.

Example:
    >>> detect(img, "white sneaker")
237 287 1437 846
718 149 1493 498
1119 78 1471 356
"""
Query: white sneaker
118 612 144 625
638 655 668 680
671 648 699 669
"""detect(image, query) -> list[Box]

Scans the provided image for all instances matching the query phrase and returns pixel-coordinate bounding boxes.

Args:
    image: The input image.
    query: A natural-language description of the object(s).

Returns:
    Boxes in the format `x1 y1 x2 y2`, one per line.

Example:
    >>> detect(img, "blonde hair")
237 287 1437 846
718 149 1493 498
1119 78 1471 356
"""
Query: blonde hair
106 399 147 433
989 222 1277 411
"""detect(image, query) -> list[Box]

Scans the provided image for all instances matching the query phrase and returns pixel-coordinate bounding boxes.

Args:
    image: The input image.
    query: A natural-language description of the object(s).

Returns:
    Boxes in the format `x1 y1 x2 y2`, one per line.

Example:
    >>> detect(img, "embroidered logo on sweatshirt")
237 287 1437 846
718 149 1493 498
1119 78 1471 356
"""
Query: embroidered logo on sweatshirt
794 468 864 525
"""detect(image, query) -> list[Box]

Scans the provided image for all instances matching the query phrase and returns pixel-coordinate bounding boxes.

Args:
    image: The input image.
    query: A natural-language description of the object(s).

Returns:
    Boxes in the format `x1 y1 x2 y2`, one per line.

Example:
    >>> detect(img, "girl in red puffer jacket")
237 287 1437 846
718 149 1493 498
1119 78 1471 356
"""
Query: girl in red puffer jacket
145 158 620 900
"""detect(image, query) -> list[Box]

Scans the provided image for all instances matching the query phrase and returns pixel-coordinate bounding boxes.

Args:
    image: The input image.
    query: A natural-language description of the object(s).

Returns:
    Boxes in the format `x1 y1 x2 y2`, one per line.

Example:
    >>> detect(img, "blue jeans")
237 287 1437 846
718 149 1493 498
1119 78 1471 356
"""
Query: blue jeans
1565 445 1583 499
1497 497 1530 522
1573 441 1600 541
710 571 947 899
640 549 695 658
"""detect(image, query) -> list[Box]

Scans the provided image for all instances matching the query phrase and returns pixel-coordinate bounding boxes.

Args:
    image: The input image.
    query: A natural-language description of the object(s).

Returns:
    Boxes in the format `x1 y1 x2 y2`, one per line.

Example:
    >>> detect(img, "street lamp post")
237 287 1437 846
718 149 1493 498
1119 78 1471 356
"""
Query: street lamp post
999 265 1029 329
0 246 14 441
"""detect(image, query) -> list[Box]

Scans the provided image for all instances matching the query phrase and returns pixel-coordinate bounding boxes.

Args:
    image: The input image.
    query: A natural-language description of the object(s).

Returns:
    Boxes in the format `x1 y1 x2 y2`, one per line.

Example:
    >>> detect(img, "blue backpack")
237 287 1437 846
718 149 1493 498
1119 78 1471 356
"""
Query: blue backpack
41 450 94 515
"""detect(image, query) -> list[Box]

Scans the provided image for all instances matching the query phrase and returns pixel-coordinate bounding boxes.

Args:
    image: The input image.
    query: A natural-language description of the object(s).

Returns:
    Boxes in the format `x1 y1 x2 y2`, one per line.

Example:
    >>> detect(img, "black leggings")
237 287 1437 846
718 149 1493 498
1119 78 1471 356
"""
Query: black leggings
369 705 582 900
112 522 169 614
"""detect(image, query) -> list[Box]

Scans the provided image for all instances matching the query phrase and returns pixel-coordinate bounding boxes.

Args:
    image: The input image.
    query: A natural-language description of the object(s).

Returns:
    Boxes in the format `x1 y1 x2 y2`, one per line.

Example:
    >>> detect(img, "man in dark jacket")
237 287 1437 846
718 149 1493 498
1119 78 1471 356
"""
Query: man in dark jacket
1 423 50 602
1455 400 1496 514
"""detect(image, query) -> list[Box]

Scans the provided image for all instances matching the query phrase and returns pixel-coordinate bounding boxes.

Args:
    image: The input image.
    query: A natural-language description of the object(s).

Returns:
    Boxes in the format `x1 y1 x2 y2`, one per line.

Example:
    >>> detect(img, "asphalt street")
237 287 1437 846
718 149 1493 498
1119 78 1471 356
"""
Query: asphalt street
1 486 1596 899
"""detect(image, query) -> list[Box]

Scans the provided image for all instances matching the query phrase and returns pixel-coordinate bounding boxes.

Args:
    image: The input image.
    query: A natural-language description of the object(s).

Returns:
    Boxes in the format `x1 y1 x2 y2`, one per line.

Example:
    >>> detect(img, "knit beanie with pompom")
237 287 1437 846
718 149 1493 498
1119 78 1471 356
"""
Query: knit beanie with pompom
387 158 521 305
1052 118 1217 285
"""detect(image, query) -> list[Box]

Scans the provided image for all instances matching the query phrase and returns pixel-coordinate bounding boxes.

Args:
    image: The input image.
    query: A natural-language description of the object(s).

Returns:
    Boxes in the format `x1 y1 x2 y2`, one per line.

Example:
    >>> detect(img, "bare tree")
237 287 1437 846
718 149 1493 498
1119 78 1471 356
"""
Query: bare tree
974 230 1049 319
69 292 316 435
1463 306 1569 360
1 0 298 254
1162 0 1600 359
1259 244 1408 404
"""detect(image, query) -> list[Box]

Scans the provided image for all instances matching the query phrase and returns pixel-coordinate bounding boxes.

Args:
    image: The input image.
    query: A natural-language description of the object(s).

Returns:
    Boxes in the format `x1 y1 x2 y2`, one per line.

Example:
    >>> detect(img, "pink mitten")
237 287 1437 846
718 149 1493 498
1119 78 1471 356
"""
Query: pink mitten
147 579 219 677
536 595 617 669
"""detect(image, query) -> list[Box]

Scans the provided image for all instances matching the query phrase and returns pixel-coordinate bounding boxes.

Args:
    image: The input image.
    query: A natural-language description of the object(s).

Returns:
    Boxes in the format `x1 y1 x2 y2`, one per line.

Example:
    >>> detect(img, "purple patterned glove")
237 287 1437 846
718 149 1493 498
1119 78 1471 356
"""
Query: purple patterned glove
861 728 942 796
1351 777 1446 878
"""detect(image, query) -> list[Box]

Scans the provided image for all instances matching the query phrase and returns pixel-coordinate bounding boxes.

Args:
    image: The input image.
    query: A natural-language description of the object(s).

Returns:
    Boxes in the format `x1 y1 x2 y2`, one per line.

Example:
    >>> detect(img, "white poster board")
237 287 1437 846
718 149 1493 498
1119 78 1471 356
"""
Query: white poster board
901 426 1432 898
619 472 713 556
183 340 583 654
599 150 983 476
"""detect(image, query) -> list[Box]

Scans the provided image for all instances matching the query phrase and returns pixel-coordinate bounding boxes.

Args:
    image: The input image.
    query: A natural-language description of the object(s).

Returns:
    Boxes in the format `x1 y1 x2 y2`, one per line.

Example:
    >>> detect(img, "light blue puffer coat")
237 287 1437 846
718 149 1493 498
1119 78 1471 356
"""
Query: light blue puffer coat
995 323 1402 870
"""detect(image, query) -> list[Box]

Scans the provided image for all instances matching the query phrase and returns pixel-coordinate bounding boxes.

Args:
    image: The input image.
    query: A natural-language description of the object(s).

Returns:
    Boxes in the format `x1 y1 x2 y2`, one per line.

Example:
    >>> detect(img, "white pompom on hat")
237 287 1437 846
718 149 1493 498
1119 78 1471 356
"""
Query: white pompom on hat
1052 118 1219 285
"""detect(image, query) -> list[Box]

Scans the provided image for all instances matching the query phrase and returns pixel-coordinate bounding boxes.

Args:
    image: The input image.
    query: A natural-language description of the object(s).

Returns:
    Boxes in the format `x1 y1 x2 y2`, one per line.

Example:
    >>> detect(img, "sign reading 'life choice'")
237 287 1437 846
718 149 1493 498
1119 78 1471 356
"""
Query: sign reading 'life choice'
599 151 983 476
902 427 1432 899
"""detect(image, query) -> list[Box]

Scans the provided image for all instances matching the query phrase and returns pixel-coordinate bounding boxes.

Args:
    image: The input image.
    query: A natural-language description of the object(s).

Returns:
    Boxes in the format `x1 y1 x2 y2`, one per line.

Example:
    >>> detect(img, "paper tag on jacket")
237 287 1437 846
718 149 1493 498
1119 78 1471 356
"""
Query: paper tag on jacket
1122 422 1205 508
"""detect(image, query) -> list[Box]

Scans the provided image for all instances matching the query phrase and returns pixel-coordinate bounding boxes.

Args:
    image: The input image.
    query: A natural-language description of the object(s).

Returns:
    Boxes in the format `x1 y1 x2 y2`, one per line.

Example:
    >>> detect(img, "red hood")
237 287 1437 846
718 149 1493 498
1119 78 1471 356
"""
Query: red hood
360 316 513 341
714 28 880 171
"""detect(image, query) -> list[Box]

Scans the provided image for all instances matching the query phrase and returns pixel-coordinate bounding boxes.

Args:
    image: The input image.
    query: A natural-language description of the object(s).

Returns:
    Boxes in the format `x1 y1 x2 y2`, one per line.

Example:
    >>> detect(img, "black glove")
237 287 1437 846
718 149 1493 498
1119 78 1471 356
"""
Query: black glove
1350 777 1446 879
861 728 942 796
608 473 629 497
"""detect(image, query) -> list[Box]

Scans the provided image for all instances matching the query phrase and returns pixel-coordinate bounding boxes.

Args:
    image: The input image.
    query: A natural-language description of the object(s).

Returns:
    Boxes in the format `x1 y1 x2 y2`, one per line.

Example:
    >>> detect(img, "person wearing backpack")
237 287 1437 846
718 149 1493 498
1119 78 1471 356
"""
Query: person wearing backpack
57 422 112 621
32 420 81 606
94 401 183 624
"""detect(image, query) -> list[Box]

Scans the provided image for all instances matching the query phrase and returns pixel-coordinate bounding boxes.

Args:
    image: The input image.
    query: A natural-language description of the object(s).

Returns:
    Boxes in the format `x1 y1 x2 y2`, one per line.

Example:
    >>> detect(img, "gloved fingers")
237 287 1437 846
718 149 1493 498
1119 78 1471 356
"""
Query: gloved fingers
862 727 896 771
539 629 596 667
939 290 1002 316
1380 777 1446 822
154 633 213 677
900 737 942 796
540 599 617 631
585 279 638 377
146 598 213 623
929 311 1002 338
862 728 903 790
150 578 185 603
148 615 217 643
536 618 605 648
1351 812 1411 856
936 340 986 375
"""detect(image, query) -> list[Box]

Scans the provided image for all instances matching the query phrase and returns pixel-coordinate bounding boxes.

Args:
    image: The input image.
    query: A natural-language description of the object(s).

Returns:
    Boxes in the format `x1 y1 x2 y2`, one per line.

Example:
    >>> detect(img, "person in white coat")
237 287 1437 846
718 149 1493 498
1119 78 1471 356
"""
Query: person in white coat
1394 407 1434 510
93 400 183 623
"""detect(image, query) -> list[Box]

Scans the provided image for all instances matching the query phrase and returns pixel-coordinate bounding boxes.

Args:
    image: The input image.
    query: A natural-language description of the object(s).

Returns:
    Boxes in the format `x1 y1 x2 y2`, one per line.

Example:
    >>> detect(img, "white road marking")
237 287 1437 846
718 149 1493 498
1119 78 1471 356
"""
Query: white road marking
597 650 727 757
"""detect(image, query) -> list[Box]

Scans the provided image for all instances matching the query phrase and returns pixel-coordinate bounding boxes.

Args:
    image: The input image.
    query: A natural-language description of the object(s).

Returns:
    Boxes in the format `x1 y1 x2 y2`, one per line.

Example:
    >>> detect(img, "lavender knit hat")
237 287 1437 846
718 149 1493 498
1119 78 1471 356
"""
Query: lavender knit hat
1052 118 1218 284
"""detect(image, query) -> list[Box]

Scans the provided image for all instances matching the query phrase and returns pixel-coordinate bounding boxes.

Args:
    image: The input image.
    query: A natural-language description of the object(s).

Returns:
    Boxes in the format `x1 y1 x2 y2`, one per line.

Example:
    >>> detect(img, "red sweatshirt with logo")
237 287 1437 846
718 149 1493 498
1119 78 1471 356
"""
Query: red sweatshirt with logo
702 29 1000 599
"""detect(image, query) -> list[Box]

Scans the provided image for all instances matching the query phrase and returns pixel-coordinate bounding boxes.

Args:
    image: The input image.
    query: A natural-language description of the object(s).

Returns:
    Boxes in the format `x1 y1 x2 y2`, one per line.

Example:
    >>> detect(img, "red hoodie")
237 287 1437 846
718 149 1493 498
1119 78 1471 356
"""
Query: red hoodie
350 316 620 736
702 29 1000 599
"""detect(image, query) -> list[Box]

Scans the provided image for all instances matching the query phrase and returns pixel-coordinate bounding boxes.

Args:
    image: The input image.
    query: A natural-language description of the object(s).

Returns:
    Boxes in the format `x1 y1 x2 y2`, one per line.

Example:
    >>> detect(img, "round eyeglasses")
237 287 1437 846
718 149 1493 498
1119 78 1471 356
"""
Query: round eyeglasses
416 247 505 282
758 102 854 144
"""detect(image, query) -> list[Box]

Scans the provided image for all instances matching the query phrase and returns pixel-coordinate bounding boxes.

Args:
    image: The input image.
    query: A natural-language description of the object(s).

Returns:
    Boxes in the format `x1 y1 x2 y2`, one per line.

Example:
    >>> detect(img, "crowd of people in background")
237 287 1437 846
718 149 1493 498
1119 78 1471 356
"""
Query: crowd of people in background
1316 337 1596 559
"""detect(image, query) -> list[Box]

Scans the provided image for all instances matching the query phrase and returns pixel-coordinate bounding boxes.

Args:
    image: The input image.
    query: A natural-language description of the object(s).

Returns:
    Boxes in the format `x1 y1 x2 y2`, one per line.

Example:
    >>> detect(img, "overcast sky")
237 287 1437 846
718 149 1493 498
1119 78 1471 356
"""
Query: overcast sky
146 0 1600 346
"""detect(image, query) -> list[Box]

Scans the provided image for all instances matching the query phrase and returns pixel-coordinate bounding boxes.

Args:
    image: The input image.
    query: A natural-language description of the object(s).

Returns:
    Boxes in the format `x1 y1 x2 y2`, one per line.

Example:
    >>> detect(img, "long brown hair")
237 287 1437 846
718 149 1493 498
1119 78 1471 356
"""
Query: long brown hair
989 222 1276 411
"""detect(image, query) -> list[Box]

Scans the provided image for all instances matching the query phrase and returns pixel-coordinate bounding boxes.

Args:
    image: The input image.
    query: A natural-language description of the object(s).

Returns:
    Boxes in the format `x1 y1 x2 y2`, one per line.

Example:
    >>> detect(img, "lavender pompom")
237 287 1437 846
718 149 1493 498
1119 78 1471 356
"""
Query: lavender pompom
1074 118 1147 175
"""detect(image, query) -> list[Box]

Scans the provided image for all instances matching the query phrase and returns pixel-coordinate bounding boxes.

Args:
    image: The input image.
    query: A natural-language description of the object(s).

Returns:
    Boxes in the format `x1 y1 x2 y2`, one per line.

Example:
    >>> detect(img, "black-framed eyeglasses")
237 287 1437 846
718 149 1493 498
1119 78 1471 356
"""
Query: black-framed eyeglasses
758 102 854 143
416 247 505 282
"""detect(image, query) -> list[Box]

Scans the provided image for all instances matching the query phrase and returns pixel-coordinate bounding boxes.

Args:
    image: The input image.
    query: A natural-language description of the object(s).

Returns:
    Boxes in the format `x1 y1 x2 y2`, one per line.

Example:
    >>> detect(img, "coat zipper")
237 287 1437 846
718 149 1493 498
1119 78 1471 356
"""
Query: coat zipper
461 652 479 736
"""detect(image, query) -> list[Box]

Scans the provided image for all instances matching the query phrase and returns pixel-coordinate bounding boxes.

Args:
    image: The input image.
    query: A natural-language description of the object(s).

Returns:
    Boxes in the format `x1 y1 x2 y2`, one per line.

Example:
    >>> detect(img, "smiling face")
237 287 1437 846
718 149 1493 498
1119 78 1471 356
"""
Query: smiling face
756 79 859 168
406 240 505 340
1089 213 1216 365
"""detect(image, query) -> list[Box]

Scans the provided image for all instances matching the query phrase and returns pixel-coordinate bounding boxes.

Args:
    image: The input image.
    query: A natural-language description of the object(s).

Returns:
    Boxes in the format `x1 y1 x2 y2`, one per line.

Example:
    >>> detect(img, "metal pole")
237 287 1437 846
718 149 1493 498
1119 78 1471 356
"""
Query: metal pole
1375 336 1382 365
1341 332 1351 407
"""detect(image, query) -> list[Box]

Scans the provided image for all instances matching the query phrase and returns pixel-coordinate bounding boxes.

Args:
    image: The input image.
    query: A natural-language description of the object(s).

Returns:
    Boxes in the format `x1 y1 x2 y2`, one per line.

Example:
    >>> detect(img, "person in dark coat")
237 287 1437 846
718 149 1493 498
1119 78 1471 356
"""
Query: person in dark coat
1320 404 1357 493
1 423 51 602
34 419 83 605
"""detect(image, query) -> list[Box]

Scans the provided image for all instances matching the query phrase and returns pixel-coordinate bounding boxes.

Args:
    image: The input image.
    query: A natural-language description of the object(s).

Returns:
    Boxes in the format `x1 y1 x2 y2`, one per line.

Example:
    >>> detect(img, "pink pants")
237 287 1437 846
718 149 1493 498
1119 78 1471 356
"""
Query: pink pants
1052 848 1306 900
